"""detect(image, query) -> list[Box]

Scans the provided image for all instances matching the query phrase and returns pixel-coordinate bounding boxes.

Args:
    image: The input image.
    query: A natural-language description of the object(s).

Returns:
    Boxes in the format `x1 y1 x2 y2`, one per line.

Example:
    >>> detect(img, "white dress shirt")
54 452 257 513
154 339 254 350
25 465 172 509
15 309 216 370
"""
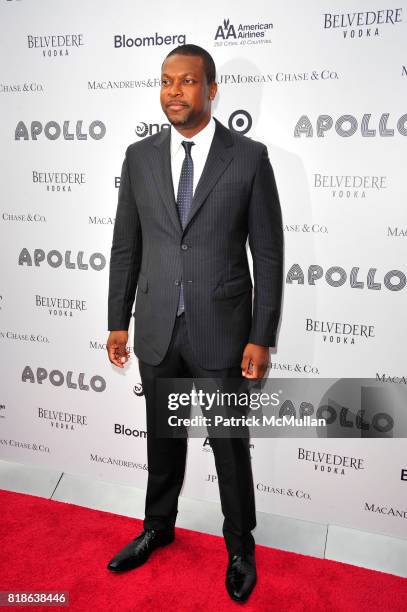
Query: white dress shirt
170 116 216 198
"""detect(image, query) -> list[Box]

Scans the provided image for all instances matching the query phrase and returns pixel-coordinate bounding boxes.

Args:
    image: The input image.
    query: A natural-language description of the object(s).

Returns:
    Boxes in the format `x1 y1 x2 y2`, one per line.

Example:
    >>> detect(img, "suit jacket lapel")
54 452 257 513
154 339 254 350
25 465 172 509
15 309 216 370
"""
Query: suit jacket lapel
151 118 234 235
151 127 182 235
184 118 234 233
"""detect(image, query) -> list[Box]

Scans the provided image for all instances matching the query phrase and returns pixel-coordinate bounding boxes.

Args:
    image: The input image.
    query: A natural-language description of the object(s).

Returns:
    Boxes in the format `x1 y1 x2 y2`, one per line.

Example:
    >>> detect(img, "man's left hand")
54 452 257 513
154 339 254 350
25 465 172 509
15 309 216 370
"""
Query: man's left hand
241 343 269 379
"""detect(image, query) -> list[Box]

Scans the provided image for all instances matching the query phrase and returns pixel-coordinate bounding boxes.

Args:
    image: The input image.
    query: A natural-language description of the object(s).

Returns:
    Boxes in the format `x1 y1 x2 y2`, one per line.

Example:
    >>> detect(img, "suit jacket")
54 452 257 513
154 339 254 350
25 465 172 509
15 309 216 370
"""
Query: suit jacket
108 117 284 369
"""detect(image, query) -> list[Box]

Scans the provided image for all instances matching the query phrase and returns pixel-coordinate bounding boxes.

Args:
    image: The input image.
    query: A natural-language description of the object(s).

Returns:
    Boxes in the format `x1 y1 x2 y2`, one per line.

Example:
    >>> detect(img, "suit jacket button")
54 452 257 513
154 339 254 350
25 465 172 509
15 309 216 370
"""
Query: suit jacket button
174 280 180 286
181 243 188 250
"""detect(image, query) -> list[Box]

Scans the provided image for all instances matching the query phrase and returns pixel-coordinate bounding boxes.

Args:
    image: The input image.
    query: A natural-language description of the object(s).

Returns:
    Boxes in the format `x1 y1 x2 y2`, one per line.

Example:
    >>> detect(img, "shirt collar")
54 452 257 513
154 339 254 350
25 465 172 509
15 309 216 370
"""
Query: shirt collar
170 116 216 156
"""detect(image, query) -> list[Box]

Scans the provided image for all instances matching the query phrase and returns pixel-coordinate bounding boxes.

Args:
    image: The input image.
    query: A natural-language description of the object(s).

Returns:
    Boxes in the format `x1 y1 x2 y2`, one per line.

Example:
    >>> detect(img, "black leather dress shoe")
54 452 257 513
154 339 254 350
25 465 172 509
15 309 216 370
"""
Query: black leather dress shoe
225 553 257 602
107 528 175 572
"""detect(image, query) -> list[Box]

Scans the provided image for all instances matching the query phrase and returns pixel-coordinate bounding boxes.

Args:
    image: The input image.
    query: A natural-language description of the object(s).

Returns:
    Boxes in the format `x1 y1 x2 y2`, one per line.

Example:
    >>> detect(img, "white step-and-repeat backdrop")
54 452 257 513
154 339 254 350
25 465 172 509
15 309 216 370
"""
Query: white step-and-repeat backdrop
1 0 406 540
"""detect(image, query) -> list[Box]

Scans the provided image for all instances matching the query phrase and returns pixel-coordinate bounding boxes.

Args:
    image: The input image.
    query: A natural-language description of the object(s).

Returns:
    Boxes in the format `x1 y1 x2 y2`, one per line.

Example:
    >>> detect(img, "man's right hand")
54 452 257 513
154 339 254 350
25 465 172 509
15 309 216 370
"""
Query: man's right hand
107 331 130 368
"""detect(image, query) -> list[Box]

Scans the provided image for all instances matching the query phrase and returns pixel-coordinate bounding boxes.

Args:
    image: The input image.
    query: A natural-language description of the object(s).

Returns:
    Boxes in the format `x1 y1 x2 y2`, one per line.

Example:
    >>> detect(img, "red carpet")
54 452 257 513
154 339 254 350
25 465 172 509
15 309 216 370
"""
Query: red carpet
0 489 406 611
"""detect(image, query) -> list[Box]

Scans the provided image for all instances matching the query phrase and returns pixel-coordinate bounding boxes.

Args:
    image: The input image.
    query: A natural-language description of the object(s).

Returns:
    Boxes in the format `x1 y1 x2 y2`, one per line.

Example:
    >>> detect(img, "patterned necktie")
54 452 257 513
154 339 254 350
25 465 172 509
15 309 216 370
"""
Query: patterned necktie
176 140 195 316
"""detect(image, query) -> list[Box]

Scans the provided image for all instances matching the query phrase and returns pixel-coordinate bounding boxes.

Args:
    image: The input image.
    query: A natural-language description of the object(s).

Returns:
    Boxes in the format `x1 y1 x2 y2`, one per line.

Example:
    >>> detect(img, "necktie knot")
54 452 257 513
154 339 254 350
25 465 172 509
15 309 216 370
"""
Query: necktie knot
181 140 195 157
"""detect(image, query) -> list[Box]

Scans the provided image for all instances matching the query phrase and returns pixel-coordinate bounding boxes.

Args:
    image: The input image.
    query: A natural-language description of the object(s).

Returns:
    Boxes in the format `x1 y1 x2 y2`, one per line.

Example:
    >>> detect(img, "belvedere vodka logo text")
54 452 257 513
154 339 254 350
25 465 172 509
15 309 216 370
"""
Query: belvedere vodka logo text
27 34 84 57
323 9 402 39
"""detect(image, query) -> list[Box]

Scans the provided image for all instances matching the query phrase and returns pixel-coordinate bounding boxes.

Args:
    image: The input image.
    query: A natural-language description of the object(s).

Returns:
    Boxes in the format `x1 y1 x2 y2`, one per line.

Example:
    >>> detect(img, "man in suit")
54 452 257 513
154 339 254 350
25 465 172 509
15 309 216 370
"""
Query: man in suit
106 44 283 603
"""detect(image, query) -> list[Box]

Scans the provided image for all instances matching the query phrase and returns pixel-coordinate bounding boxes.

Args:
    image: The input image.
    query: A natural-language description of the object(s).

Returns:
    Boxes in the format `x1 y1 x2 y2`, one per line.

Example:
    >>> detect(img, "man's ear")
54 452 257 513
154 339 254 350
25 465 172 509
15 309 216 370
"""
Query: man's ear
209 81 218 101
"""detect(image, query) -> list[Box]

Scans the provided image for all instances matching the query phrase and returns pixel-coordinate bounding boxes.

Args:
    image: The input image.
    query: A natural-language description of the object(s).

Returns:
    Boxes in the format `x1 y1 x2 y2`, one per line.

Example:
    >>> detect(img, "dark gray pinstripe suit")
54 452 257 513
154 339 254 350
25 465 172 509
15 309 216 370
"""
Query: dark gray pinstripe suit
108 117 283 368
108 117 284 555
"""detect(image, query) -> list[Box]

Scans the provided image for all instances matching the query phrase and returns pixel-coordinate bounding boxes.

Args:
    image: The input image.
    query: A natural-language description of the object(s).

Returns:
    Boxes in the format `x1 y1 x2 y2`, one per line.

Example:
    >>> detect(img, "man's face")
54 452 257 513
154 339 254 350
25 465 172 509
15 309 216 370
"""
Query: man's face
160 54 217 129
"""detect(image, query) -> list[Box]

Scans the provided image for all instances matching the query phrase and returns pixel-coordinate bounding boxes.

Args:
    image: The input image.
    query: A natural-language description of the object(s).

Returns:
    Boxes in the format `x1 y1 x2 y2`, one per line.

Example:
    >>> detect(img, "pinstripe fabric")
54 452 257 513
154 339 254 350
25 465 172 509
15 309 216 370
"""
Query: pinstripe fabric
108 118 284 369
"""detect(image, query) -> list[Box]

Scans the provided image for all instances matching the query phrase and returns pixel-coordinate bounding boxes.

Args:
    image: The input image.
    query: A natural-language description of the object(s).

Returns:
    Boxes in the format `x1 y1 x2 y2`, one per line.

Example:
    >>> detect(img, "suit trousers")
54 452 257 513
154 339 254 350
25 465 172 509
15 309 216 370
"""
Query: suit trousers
138 311 256 556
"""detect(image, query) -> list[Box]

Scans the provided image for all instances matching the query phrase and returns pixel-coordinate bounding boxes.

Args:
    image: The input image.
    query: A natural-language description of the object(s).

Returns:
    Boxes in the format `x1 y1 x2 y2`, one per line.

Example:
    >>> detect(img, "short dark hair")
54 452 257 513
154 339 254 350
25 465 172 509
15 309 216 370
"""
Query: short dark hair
163 44 216 84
